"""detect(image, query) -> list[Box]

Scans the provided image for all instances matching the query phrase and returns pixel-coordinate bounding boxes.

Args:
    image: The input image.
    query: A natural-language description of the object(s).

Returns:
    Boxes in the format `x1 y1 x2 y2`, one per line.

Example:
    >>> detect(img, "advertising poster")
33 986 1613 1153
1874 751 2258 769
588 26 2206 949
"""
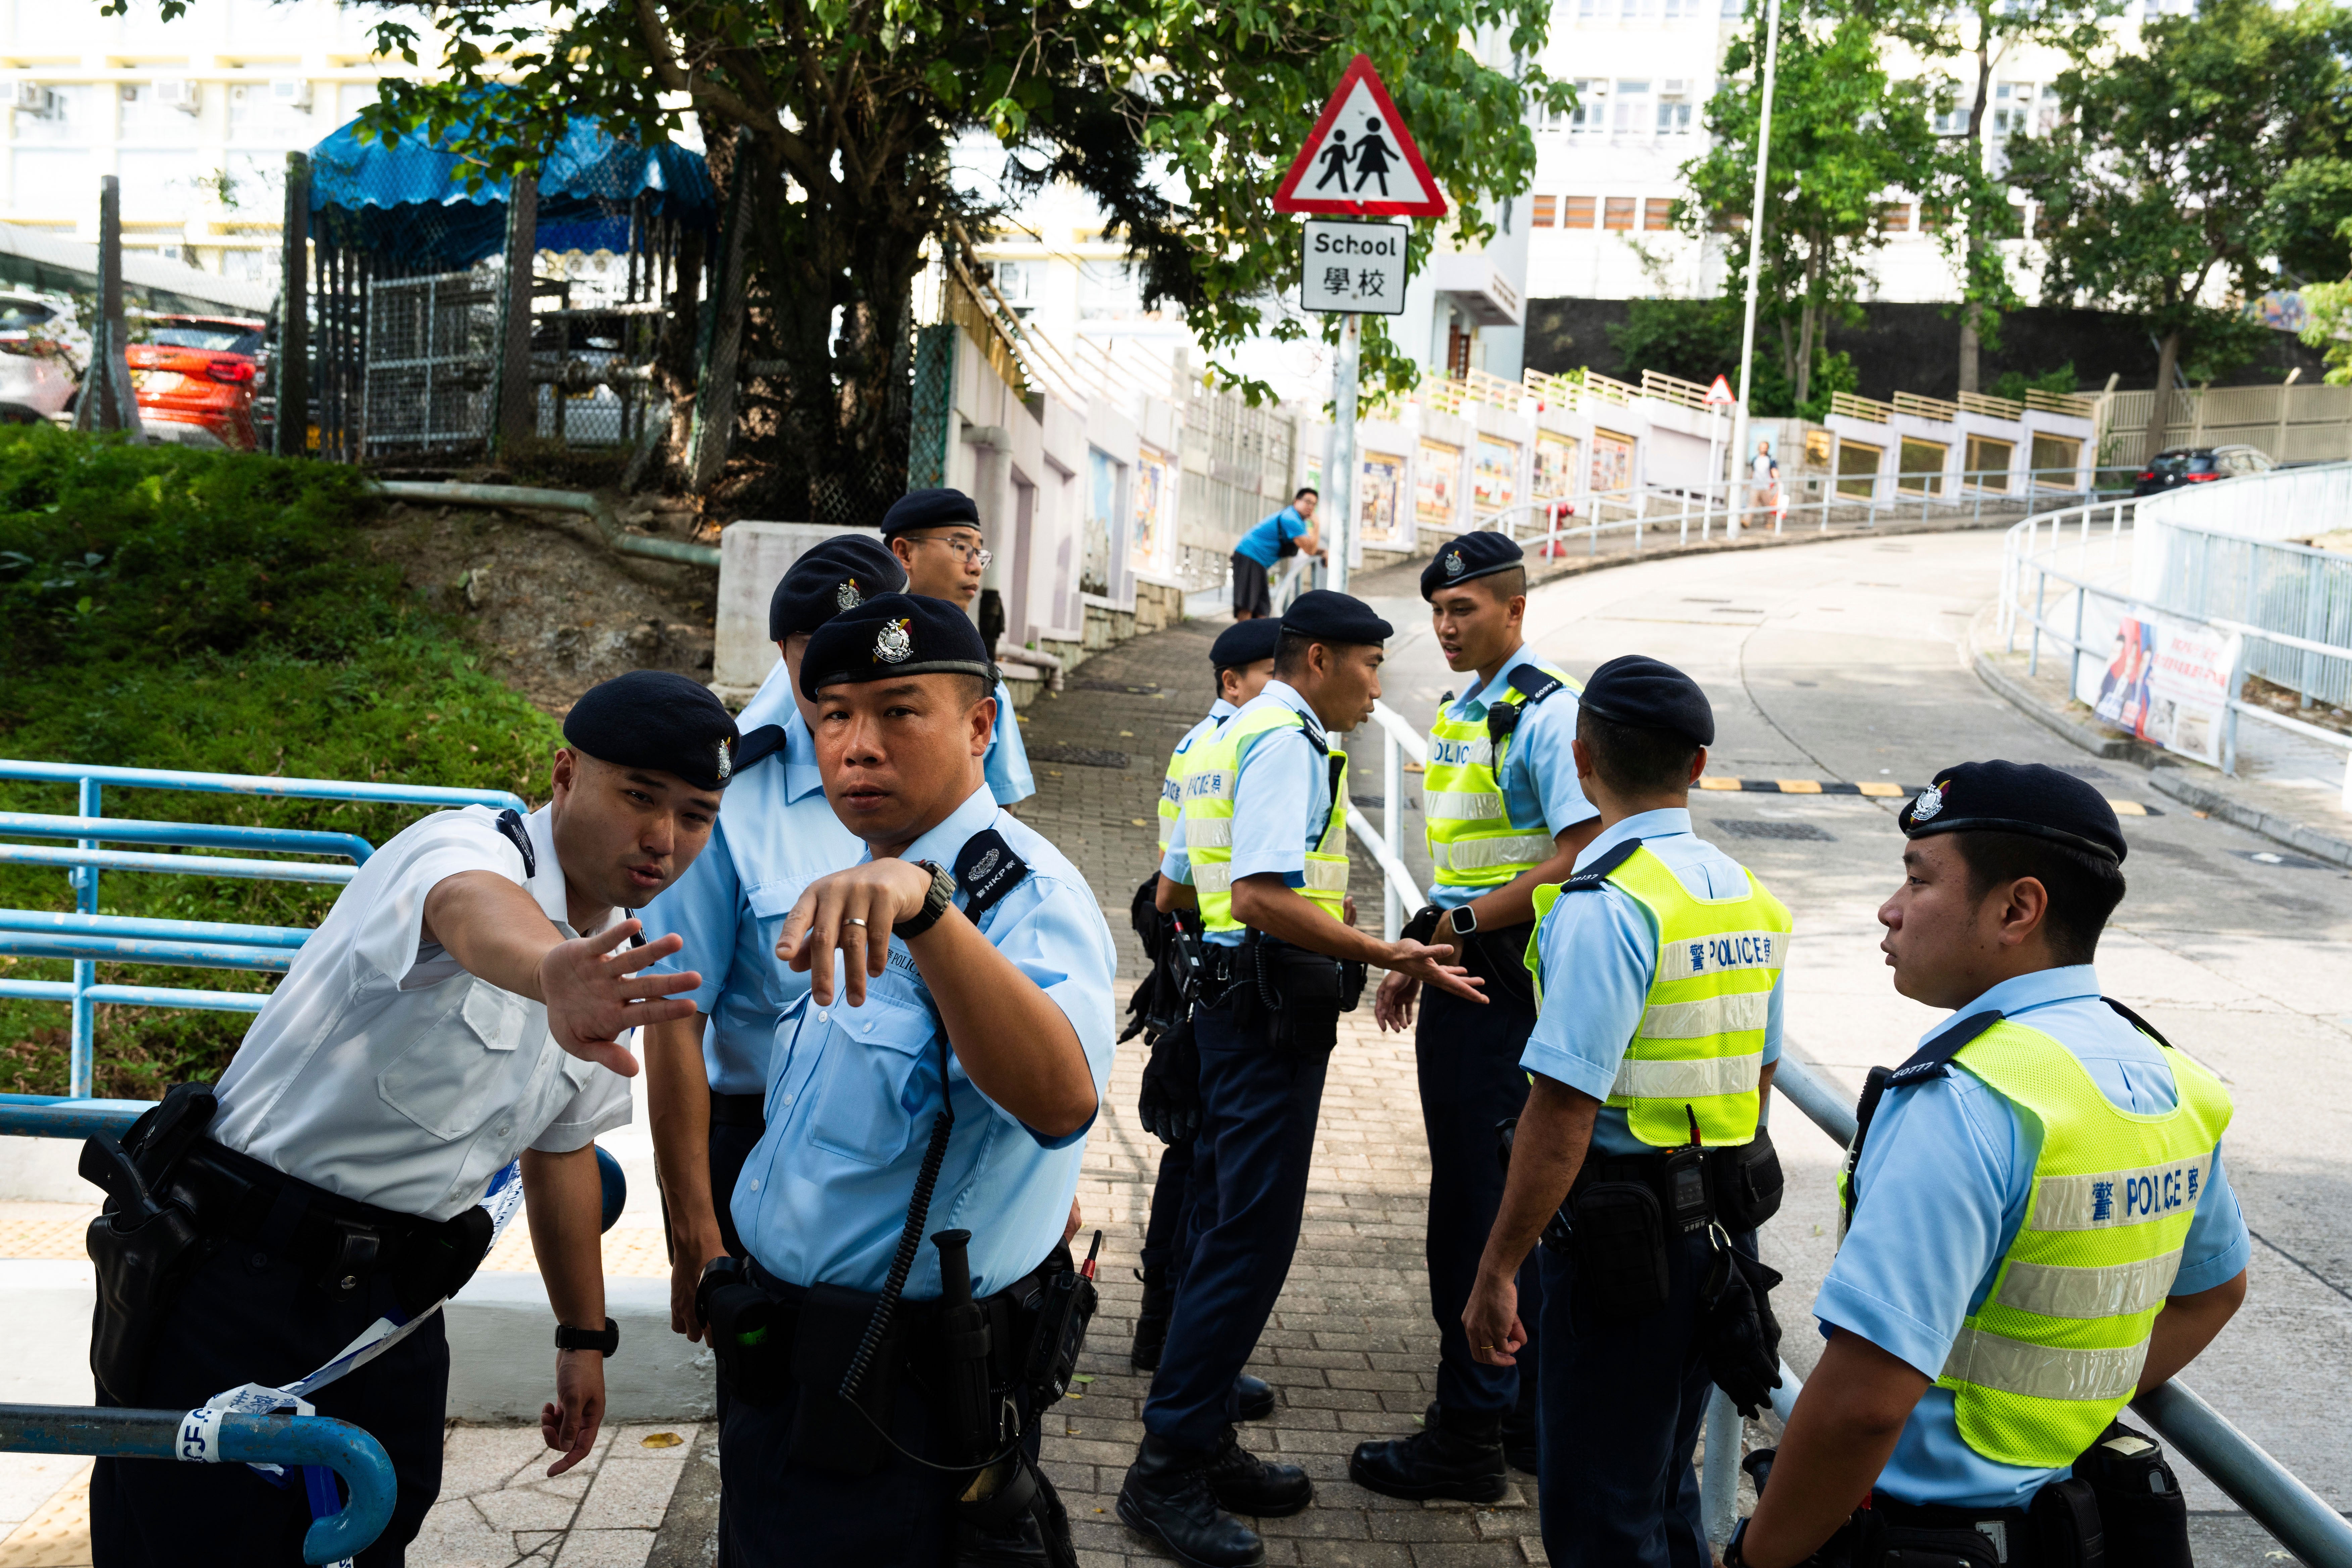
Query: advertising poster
1474 436 1520 514
1590 429 1636 498
1533 433 1580 503
1358 452 1405 545
1417 440 1462 530
1132 447 1174 577
2093 612 2241 768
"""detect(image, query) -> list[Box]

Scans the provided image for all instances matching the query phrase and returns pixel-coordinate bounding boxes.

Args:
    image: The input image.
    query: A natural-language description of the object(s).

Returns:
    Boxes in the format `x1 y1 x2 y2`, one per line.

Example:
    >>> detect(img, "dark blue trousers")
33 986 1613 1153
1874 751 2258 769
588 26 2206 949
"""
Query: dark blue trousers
1415 958 1544 1418
1535 1224 1755 1568
1138 1136 1197 1280
1142 996 1328 1451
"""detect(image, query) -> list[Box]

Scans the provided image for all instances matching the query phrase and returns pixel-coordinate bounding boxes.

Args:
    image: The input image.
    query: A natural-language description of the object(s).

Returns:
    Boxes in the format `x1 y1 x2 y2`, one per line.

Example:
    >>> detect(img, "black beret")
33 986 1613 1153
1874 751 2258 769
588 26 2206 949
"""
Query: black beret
1210 619 1283 669
879 488 982 538
563 670 742 792
1579 654 1715 747
1280 589 1393 646
800 592 998 699
1899 760 2127 865
769 534 906 642
1421 531 1525 600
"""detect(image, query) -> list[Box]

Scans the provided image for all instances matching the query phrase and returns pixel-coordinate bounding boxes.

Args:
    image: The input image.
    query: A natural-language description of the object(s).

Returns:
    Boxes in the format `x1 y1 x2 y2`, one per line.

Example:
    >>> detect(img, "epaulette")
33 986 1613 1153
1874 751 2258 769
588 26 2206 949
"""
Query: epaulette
1507 665 1568 705
956 829 1033 922
731 724 791 773
1558 837 1642 892
1841 1008 2004 1224
495 807 537 879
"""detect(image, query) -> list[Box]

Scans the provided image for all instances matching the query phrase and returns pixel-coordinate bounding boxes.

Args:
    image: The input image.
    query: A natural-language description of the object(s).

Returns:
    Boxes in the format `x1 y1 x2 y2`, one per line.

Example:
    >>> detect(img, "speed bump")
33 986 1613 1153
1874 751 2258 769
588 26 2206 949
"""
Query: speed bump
1698 777 2159 816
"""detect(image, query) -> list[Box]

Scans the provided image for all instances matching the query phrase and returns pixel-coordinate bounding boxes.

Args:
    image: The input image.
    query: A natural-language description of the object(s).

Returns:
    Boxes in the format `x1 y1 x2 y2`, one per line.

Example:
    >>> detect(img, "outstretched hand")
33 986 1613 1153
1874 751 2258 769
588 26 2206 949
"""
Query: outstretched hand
538 922 696 1076
775 860 939 1008
1383 939 1485 1004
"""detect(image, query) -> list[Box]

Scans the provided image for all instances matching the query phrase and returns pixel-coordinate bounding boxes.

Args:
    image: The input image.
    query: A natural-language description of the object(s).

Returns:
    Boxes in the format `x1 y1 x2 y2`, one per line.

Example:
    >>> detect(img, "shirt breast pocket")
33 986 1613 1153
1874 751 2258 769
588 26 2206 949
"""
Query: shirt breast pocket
806 1002 939 1167
377 980 535 1141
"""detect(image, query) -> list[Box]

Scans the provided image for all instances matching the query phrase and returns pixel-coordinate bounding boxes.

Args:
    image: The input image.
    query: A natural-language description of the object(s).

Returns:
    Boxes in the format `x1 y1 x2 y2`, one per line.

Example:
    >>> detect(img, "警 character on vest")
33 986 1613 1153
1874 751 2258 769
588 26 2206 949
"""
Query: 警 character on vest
1722 762 2246 1568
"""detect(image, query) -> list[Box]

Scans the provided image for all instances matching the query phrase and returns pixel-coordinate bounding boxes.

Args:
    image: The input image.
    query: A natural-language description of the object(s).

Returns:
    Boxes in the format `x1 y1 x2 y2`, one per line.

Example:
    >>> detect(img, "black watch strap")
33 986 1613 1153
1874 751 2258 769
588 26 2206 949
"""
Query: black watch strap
554 1317 619 1357
893 859 958 940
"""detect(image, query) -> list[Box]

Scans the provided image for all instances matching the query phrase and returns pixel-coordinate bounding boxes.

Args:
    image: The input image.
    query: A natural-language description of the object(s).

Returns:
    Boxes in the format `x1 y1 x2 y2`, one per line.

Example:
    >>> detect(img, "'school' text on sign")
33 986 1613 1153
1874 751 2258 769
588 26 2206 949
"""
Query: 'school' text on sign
1300 220 1409 315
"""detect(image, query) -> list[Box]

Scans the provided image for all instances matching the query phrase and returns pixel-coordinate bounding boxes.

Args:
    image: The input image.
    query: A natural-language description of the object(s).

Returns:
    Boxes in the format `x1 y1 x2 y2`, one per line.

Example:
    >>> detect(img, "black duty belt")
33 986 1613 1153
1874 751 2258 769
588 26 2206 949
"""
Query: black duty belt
167 1137 481 1289
744 1256 1040 1385
710 1092 768 1130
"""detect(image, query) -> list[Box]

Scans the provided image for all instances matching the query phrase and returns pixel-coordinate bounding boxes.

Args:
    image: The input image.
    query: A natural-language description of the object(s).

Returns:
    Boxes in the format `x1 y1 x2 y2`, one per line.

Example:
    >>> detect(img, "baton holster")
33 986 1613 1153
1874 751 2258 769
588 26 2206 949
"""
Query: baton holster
2072 1421 2185 1568
83 1081 217 1404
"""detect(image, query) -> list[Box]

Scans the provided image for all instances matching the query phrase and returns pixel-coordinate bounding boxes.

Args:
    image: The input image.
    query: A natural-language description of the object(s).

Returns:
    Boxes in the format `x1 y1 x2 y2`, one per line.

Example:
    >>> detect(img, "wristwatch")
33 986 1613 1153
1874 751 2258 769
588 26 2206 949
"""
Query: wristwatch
893 859 959 940
553 1317 619 1357
1448 903 1479 937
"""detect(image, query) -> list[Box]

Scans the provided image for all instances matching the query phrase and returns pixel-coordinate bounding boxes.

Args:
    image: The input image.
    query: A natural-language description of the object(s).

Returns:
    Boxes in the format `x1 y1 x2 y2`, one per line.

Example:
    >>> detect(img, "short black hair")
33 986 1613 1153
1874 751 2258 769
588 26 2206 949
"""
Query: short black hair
1948 830 2127 966
1213 663 1246 696
1474 566 1528 601
1294 486 1319 501
1273 631 1376 677
958 672 996 708
1576 707 1700 797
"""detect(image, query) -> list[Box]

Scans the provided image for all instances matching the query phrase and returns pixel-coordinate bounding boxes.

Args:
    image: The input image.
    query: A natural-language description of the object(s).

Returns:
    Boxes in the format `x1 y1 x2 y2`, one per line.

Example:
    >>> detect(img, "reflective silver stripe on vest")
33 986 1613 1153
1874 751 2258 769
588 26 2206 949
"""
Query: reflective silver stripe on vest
1304 860 1350 892
1655 930 1792 983
1184 819 1235 848
1434 833 1556 871
1194 860 1345 895
1940 1324 2148 1403
2030 1155 2213 1232
1425 790 1505 821
1994 1250 2185 1321
1193 863 1233 894
1610 1050 1763 1101
1634 991 1772 1041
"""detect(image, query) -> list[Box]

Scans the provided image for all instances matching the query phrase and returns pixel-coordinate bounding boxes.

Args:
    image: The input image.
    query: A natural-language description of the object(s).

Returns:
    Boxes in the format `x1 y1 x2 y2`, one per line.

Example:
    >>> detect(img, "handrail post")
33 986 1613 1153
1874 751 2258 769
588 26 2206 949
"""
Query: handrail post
1701 1387 1742 1547
2030 569 2046 678
71 775 100 1100
1382 729 1404 942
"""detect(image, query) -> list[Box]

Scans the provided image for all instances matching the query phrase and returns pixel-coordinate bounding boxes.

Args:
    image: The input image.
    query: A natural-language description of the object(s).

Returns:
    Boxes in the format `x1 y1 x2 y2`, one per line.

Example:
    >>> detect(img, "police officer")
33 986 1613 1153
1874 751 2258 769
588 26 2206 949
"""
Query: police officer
1353 532 1601 1502
640 535 906 1338
1463 655 1792 1568
881 487 1035 804
1131 616 1283 1372
1119 589 1483 1568
90 671 738 1565
709 592 1117 1562
1722 763 2249 1568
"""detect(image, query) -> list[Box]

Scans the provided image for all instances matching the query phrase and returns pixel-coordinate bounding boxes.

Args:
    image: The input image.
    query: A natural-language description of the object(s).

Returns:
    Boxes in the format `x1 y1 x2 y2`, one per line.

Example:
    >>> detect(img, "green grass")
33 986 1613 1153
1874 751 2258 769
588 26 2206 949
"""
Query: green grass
0 427 565 1098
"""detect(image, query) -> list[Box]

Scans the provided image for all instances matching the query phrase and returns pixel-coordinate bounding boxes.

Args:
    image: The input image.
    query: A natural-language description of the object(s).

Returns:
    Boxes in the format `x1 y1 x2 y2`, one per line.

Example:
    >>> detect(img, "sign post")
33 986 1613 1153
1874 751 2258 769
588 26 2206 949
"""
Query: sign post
1274 55 1447 599
1703 373 1735 538
1727 0 1783 542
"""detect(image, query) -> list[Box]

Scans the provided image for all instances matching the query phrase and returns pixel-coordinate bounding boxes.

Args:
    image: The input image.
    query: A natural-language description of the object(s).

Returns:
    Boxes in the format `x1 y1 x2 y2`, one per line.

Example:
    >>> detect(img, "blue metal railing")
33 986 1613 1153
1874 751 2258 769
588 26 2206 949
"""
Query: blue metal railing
1 759 524 1098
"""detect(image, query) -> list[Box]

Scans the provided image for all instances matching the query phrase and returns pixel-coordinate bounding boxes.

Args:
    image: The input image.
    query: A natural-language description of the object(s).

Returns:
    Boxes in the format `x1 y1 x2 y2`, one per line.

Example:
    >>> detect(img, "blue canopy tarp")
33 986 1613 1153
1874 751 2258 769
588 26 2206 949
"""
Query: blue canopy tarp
308 113 715 274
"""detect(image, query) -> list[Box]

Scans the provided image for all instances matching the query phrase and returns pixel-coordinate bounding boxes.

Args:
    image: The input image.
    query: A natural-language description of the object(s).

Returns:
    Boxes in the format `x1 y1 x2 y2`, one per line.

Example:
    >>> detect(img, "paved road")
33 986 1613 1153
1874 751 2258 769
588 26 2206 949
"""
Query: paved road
1344 527 2352 1556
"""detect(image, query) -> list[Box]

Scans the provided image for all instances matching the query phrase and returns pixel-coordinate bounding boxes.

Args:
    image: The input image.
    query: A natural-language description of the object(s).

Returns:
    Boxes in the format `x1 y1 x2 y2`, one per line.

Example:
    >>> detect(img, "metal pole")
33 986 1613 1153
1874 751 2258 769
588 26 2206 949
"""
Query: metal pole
275 152 309 457
1726 0 1781 545
1701 1388 1743 1547
494 172 540 454
1329 312 1360 596
1382 728 1403 942
70 776 98 1100
74 178 143 438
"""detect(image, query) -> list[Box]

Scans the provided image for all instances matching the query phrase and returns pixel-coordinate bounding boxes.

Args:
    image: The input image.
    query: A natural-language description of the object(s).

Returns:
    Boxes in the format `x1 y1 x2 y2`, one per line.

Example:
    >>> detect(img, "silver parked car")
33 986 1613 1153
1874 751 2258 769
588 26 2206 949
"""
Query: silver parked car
0 292 88 422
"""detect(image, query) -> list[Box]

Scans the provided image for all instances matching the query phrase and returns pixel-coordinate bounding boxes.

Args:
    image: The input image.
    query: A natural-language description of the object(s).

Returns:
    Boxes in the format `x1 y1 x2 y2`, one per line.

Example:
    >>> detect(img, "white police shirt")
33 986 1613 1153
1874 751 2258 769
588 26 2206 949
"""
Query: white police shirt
210 803 633 1222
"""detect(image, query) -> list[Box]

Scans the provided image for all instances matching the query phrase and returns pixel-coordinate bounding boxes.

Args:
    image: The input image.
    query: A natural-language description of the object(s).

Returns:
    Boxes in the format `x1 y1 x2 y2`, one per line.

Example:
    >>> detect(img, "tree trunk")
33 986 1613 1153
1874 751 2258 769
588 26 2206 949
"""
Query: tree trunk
1958 24 1992 395
1794 247 1822 409
2144 329 2182 468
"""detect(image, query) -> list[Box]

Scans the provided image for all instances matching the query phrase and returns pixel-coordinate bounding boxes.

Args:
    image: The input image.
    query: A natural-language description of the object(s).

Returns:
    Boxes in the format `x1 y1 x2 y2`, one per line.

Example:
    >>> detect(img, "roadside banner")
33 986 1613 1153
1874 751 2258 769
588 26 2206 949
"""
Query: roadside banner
2093 611 2241 768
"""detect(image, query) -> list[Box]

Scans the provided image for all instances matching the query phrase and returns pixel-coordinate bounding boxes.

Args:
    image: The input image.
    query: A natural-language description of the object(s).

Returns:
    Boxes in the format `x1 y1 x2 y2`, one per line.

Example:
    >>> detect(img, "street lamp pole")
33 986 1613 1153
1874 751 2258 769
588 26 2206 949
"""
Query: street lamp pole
1727 0 1781 541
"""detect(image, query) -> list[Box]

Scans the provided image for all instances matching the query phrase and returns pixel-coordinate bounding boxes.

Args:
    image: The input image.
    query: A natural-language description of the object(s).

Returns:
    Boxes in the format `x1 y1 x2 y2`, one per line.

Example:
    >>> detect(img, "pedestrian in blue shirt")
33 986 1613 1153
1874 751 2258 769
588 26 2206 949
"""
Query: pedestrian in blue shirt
698 592 1115 1565
1120 590 1482 1568
639 534 904 1339
1464 656 1792 1568
881 487 1036 804
1229 487 1324 620
1723 763 2247 1568
1353 532 1600 1502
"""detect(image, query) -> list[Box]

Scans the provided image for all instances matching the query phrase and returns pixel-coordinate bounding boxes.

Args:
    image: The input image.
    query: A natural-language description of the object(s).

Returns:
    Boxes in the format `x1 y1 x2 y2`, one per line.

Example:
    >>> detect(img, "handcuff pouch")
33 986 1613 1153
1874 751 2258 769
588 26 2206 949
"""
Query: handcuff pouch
1709 1129 1785 1232
1567 1181 1670 1323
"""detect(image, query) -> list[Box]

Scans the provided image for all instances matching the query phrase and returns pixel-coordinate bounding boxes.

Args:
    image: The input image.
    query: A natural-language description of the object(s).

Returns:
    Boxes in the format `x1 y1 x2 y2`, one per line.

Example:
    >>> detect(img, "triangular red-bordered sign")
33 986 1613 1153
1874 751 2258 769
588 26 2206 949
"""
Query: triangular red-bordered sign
1272 55 1448 218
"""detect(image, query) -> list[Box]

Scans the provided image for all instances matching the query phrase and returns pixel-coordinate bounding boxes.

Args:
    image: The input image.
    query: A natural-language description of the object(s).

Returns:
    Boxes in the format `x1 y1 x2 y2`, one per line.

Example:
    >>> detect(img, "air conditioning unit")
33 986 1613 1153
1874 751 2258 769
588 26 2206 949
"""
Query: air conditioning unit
152 77 199 112
9 81 56 117
269 76 312 110
1663 78 1689 95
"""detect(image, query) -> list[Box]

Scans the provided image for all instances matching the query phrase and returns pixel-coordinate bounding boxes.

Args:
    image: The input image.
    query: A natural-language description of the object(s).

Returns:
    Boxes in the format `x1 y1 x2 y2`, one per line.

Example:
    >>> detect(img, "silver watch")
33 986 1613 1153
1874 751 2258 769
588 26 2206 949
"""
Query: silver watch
1449 903 1479 936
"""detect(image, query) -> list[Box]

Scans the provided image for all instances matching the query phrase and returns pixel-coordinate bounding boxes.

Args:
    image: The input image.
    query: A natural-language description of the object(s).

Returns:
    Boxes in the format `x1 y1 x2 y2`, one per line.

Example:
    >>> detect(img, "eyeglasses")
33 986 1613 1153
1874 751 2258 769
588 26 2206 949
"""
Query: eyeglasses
910 534 993 570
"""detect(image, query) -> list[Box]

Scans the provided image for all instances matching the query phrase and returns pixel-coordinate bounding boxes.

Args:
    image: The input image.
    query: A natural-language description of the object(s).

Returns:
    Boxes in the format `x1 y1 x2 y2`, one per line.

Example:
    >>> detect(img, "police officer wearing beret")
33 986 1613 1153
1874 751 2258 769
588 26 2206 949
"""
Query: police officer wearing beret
1131 617 1284 1373
639 535 906 1343
881 488 1035 806
1464 655 1792 1568
1723 762 2248 1568
703 592 1117 1563
1353 532 1602 1501
91 671 739 1565
1120 590 1484 1568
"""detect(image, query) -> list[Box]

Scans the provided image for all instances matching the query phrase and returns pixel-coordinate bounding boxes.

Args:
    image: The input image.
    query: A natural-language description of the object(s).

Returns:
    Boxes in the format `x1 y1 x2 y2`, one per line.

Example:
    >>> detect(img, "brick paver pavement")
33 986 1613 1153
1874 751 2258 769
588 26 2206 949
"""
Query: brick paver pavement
1010 623 1557 1567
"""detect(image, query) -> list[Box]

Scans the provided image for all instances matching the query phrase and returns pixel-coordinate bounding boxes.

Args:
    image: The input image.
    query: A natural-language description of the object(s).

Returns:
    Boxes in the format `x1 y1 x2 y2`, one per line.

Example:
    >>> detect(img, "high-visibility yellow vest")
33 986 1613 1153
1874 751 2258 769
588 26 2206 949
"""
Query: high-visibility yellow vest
1926 1020 2232 1467
1524 841 1792 1146
1180 702 1349 932
1423 660 1581 891
1160 708 1229 853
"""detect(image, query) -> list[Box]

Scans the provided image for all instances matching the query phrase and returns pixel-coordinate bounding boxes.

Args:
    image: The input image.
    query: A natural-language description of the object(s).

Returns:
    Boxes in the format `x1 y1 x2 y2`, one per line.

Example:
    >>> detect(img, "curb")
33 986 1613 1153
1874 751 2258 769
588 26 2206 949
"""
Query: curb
1968 649 2352 872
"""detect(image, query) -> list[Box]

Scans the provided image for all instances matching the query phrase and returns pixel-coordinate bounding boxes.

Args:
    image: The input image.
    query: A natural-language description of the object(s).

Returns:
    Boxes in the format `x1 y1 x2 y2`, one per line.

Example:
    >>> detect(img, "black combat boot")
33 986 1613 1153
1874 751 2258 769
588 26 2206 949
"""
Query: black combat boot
1117 1434 1268 1568
1234 1373 1275 1422
1347 1402 1509 1503
1500 1406 1540 1476
1131 1266 1173 1371
1204 1425 1313 1517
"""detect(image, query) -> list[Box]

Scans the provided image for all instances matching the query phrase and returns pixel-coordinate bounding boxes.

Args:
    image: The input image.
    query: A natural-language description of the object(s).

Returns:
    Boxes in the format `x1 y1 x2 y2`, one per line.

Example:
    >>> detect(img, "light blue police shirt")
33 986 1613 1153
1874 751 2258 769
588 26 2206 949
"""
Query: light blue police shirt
1816 965 2251 1511
1522 808 1785 1156
1162 699 1237 825
730 783 1118 1298
1161 680 1334 949
639 664 865 1095
1428 643 1597 913
1234 506 1308 568
986 678 1035 805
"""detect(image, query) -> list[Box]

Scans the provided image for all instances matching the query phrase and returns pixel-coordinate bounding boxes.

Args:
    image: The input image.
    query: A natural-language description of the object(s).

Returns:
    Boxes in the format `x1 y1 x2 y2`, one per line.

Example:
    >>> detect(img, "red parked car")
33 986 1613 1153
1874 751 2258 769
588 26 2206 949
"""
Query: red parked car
126 316 265 451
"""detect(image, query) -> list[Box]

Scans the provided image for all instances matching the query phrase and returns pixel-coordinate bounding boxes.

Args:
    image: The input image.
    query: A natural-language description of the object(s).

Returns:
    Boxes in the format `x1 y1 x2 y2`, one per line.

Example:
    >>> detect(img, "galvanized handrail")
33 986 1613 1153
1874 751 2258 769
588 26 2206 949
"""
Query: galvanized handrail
1695 1055 2352 1566
0 1405 398 1565
1344 700 1432 941
0 812 375 864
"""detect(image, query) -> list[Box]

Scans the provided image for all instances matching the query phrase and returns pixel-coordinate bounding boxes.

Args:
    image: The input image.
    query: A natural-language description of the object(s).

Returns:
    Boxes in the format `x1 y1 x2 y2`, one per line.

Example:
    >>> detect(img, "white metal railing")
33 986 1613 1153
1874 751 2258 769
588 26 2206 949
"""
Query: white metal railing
1345 700 1429 941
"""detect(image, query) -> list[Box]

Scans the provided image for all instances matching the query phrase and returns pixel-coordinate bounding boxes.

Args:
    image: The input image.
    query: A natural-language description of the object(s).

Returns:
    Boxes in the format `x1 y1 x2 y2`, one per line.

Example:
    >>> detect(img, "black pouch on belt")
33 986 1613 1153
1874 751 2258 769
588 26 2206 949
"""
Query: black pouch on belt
2072 1420 2182 1568
1709 1127 1785 1231
1269 946 1346 1055
394 1205 496 1317
1567 1180 1670 1323
789 1282 904 1476
82 1081 217 1404
1023 1238 1099 1412
696 1257 793 1407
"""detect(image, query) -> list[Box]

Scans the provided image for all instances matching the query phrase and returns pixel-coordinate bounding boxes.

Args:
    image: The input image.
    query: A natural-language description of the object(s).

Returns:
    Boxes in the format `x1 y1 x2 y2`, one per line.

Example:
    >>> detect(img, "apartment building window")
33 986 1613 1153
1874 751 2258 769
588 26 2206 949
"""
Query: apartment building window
1878 202 1911 232
1533 195 1558 227
1661 0 1698 17
1571 80 1606 130
1612 81 1653 135
1643 198 1675 231
1991 82 2035 138
11 84 85 146
1656 85 1694 134
1564 196 1597 228
1603 196 1636 231
120 83 197 141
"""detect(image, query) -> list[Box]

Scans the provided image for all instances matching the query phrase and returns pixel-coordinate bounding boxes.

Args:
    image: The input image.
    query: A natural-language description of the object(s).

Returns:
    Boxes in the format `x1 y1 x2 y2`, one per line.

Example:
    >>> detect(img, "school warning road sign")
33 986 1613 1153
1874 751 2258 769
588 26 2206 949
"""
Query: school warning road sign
1272 55 1449 218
